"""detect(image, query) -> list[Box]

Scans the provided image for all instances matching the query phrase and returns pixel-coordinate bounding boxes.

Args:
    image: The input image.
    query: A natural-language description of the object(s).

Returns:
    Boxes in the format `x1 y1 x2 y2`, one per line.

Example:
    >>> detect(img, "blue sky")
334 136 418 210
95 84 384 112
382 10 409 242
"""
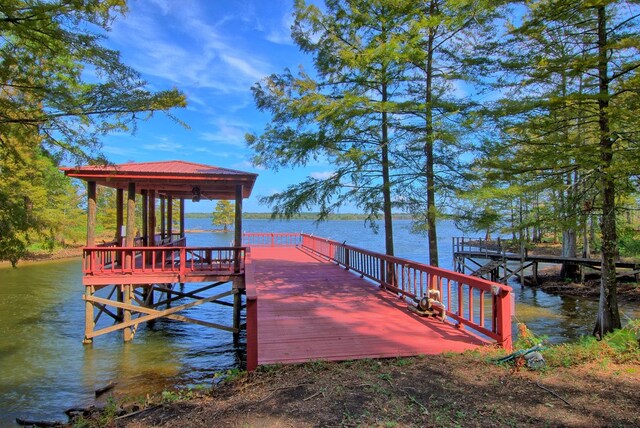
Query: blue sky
101 0 325 213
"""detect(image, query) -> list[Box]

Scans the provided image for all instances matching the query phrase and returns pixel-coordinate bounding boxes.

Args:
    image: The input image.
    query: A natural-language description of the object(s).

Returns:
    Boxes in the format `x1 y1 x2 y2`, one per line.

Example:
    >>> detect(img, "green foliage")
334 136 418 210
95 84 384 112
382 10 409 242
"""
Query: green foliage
545 320 640 367
248 0 501 260
618 225 640 258
0 0 187 264
211 200 235 232
0 0 187 163
160 390 181 403
0 137 85 265
213 367 246 384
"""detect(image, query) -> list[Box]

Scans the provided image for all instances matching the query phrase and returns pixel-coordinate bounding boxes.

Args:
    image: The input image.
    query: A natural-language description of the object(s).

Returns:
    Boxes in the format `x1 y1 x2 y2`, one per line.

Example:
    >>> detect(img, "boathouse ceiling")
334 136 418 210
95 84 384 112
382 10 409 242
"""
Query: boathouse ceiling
61 160 258 200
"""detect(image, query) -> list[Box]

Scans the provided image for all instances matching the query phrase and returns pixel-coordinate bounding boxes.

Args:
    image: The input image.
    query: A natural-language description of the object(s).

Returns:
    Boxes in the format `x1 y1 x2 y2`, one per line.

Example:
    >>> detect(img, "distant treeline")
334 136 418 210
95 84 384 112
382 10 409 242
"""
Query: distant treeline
185 212 414 221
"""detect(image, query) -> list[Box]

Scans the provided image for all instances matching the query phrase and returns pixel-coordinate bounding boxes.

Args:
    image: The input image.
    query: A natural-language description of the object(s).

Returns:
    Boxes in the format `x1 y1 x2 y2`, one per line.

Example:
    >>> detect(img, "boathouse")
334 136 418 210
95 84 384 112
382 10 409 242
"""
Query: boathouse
61 160 257 346
64 160 514 372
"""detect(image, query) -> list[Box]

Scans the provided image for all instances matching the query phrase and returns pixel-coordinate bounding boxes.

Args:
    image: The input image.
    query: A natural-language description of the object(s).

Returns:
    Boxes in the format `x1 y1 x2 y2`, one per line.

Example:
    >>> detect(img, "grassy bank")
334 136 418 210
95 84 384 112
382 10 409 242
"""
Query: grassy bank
67 323 639 428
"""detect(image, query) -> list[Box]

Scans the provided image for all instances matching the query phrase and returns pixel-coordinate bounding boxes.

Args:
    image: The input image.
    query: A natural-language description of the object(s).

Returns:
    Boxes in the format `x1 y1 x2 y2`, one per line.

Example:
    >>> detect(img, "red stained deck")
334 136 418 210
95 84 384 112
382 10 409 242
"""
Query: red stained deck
251 246 487 366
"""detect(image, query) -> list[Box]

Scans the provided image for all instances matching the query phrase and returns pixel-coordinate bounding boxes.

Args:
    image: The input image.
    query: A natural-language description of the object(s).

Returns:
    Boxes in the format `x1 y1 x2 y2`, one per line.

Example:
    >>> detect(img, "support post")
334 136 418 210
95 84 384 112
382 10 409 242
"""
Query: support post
234 185 243 273
83 285 95 344
148 189 156 247
233 279 242 347
167 196 173 240
125 183 136 251
123 284 133 342
141 190 148 246
84 181 97 345
87 181 97 247
160 196 166 241
179 199 185 238
116 188 124 265
122 183 136 333
495 288 513 351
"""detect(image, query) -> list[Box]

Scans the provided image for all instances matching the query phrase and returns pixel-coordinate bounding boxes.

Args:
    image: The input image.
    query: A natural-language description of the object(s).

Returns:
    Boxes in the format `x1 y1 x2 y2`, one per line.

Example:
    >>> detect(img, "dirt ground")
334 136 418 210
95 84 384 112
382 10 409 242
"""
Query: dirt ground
94 349 639 428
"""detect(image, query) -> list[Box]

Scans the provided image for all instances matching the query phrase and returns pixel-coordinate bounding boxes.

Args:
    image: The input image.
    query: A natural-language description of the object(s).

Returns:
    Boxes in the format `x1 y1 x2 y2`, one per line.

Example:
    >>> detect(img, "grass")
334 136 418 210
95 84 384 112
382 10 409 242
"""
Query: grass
511 320 640 369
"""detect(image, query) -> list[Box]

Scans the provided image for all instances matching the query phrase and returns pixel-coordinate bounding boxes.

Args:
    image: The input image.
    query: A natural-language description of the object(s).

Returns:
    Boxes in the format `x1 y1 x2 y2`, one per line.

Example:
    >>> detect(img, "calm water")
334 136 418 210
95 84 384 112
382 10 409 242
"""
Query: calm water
0 219 638 425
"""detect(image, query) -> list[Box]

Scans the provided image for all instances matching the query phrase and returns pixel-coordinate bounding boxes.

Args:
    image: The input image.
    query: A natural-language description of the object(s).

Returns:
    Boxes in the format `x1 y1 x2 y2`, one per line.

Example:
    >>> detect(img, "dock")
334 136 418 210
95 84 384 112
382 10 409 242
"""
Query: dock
453 237 640 284
250 246 486 365
244 234 514 370
62 161 514 372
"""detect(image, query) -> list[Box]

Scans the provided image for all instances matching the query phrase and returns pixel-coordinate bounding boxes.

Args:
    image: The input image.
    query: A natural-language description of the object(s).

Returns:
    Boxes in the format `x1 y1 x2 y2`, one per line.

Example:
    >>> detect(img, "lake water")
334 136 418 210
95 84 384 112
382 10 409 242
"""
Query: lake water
0 218 638 425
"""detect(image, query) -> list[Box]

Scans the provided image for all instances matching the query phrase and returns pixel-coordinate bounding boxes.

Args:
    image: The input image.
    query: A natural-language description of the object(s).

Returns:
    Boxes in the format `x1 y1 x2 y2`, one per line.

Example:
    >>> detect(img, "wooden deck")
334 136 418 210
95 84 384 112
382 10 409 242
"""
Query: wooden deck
250 246 487 366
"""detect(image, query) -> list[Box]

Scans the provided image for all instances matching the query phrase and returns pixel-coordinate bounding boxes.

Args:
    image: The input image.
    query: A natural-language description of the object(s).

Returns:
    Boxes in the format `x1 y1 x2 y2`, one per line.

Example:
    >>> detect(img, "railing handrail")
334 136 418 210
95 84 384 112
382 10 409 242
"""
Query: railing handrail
243 232 302 247
82 245 247 278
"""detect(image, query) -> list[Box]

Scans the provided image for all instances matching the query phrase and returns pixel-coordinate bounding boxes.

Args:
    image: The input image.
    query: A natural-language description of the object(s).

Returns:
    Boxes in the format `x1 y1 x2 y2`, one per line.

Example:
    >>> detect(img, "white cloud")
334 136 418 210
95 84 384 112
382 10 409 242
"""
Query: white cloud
265 11 294 45
109 0 272 94
199 118 252 147
310 171 335 180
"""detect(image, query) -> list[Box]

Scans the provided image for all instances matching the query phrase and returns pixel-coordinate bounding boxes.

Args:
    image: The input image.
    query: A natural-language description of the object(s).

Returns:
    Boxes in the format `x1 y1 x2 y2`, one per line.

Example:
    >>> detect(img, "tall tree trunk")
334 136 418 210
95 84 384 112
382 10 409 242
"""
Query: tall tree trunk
381 81 394 257
424 0 439 266
593 6 621 338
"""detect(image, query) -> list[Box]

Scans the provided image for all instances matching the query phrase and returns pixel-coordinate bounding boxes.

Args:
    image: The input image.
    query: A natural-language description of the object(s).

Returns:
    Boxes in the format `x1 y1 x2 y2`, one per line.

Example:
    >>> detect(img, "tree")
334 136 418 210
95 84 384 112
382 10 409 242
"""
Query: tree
212 200 235 232
382 0 501 266
0 132 84 266
486 0 640 336
248 0 418 256
0 0 187 264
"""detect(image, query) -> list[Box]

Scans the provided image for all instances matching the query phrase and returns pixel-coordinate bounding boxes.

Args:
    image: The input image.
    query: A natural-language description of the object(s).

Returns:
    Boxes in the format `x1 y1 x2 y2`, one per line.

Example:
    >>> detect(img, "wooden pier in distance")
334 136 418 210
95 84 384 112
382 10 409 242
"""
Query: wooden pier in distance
453 237 640 284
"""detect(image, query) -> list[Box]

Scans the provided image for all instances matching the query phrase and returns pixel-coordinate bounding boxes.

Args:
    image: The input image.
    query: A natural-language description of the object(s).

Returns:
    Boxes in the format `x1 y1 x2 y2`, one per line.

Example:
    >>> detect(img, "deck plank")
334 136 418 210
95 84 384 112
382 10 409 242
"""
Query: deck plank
251 247 486 365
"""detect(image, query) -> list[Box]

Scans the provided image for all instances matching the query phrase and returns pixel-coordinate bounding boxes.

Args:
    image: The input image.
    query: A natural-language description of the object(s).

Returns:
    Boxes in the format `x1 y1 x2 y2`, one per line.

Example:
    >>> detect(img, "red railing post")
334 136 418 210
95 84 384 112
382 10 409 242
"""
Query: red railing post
495 287 513 351
179 247 186 278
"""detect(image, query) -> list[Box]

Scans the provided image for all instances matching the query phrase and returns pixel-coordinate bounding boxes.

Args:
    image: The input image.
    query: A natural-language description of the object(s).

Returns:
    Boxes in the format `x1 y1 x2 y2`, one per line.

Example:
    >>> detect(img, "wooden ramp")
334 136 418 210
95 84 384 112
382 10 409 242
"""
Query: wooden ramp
251 246 487 366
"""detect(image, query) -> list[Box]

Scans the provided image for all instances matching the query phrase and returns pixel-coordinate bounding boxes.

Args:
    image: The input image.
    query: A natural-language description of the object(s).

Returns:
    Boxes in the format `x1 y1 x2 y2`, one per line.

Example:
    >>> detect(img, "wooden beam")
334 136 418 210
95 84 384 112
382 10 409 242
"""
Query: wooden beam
167 196 173 239
160 196 166 240
125 183 136 248
87 181 96 247
123 285 133 342
148 189 156 246
235 184 243 247
83 285 94 344
116 188 124 245
180 198 185 238
84 291 235 338
141 190 148 246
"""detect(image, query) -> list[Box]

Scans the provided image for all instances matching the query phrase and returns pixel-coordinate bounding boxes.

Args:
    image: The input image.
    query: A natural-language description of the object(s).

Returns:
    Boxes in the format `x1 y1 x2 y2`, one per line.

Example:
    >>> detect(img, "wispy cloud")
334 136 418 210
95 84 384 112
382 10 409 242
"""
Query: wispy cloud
199 118 252 147
265 11 294 45
109 0 273 94
310 171 335 180
142 139 184 152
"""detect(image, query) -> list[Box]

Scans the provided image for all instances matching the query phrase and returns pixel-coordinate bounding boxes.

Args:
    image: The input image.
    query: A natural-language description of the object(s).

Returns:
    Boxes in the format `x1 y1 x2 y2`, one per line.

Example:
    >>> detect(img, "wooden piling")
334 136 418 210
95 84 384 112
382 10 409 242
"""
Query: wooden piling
83 285 95 344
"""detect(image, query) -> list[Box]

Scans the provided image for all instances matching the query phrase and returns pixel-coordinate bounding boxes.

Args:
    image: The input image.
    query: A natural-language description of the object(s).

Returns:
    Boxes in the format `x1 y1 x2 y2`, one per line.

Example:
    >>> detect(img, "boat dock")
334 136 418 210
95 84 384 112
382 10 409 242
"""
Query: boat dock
62 161 514 372
453 237 640 284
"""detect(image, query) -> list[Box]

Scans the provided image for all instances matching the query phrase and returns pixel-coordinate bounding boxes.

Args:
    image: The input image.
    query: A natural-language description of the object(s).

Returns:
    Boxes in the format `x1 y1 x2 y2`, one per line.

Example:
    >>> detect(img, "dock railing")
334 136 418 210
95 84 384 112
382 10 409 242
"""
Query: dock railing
82 245 246 280
243 232 301 247
301 234 513 350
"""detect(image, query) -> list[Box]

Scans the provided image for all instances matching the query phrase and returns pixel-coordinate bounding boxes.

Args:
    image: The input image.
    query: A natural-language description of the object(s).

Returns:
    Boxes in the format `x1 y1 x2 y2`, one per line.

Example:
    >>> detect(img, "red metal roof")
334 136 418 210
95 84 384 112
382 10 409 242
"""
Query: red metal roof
61 160 258 200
